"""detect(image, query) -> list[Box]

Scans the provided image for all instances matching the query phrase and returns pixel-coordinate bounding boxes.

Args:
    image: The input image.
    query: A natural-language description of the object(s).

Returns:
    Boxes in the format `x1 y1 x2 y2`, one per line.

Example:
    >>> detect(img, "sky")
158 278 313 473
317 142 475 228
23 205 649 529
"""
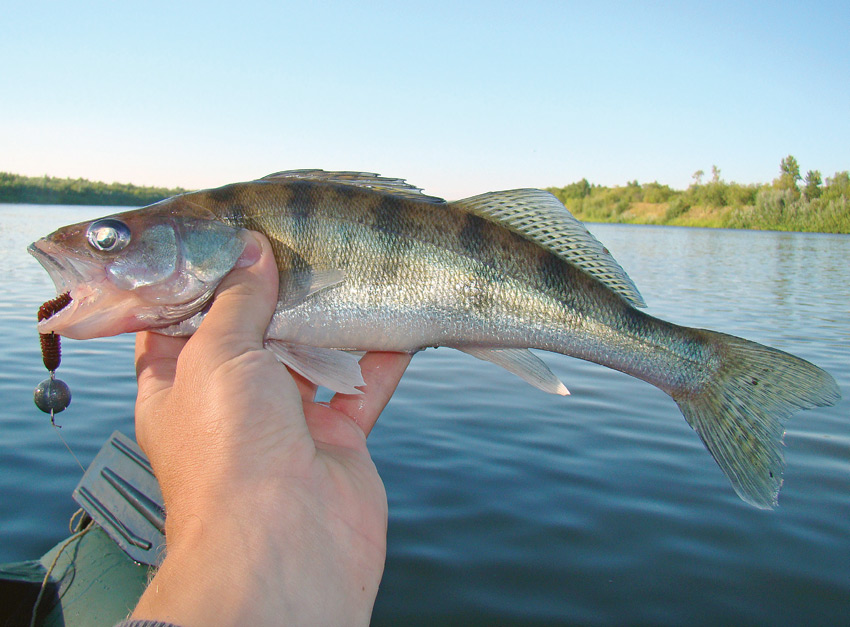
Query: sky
2 1 848 199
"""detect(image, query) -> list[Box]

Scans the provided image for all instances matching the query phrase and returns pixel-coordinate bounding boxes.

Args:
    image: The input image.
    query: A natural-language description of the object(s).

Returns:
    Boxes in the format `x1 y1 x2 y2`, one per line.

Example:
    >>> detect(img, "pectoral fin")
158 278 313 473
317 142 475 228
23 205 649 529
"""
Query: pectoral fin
298 267 346 301
277 245 346 310
459 347 569 396
265 341 365 394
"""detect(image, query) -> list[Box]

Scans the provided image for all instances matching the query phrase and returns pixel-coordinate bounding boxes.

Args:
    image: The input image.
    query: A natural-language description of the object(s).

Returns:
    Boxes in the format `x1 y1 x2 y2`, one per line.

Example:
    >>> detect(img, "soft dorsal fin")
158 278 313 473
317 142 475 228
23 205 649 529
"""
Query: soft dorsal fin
258 170 447 204
451 189 646 307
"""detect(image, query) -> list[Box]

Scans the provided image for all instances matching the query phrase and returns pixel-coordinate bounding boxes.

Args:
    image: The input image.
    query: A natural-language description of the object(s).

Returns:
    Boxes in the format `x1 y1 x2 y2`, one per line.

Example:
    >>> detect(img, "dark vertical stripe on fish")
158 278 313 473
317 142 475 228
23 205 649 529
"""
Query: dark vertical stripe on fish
288 181 317 223
537 250 566 295
203 184 248 226
372 195 400 235
460 213 493 265
282 181 322 251
373 196 408 282
206 183 239 205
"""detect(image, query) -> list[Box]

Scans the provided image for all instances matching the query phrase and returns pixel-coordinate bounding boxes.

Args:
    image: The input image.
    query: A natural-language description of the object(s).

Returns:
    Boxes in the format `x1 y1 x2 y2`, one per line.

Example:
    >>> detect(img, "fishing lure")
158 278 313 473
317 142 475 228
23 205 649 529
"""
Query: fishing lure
34 292 72 425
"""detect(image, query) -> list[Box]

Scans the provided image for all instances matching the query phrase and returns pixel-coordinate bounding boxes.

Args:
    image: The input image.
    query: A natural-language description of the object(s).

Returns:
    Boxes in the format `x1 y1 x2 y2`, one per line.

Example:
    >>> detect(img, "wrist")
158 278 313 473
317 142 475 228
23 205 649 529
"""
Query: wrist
132 494 381 627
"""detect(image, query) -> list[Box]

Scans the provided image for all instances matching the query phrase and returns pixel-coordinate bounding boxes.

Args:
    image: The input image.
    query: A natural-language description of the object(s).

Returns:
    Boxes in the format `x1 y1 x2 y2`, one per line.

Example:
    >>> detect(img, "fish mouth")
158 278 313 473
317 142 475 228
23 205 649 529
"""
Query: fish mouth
28 239 108 337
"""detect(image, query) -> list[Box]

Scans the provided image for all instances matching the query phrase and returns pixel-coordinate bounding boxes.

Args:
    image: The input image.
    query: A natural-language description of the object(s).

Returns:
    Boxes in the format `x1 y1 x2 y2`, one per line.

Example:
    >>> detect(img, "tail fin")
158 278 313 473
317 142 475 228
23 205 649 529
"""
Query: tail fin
674 330 840 509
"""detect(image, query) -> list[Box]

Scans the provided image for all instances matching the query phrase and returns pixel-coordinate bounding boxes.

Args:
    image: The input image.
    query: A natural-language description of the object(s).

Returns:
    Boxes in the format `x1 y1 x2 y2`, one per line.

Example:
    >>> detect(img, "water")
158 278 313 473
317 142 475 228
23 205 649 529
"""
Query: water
1 204 848 625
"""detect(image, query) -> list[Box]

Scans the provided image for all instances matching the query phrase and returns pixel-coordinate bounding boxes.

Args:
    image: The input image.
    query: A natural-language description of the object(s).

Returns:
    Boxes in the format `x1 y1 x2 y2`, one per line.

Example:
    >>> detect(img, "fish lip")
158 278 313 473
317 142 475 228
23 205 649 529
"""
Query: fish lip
28 239 99 293
28 240 71 292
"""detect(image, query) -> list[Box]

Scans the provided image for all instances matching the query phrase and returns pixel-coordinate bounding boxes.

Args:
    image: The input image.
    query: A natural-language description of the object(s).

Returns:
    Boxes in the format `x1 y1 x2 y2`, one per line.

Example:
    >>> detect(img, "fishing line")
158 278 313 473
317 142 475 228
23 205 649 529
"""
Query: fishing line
53 423 86 475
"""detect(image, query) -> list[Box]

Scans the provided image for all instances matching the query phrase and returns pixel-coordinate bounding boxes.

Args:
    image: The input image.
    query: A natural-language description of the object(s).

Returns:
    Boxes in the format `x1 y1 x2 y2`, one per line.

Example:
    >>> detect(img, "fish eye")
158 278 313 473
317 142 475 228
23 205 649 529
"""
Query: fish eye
86 218 132 253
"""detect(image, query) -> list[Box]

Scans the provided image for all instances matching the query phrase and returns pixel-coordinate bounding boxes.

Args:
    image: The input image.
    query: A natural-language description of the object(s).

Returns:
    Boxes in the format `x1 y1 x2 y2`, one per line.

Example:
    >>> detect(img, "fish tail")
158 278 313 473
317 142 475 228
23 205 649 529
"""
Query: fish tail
673 330 840 509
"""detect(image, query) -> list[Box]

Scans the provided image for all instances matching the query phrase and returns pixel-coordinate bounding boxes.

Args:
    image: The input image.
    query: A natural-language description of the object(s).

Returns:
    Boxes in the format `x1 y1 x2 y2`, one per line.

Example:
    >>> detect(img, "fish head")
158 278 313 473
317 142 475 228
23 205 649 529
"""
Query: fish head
28 198 248 339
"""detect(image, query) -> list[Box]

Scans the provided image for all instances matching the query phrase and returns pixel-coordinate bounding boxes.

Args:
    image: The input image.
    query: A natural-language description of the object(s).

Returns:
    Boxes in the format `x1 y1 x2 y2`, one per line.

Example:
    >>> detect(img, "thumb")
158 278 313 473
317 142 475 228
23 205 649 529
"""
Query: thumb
191 230 279 358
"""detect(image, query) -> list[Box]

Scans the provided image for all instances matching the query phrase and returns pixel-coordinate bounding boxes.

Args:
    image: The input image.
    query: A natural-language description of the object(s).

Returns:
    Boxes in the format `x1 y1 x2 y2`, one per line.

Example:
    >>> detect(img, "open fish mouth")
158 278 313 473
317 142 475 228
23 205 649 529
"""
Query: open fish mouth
28 239 107 336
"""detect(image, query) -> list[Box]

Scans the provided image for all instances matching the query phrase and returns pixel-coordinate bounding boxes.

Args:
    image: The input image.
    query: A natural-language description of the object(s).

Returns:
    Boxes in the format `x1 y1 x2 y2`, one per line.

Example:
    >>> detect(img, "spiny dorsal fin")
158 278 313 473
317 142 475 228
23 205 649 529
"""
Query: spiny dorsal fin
451 189 646 308
258 170 446 204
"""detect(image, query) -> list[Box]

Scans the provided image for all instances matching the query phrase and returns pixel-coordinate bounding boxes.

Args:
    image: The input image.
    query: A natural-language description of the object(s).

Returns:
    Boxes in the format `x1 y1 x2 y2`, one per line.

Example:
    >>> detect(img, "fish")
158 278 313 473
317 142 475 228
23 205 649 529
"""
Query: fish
28 170 840 508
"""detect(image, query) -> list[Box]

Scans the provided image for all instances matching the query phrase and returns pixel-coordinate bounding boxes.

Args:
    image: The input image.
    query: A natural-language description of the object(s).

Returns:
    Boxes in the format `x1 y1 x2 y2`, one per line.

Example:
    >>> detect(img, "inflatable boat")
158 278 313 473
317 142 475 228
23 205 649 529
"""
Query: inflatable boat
0 432 163 626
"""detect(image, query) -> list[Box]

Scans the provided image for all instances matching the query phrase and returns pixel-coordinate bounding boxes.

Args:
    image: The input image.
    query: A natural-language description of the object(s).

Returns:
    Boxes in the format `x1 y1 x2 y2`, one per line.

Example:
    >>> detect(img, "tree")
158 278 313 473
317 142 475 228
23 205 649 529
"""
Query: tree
803 170 822 200
823 171 850 202
777 155 801 193
552 178 592 201
711 165 721 183
692 170 704 186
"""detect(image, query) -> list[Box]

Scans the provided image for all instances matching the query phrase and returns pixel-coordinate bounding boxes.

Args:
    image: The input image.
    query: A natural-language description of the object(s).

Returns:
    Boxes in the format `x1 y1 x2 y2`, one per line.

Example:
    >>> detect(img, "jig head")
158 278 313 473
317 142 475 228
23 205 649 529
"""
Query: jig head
34 293 73 425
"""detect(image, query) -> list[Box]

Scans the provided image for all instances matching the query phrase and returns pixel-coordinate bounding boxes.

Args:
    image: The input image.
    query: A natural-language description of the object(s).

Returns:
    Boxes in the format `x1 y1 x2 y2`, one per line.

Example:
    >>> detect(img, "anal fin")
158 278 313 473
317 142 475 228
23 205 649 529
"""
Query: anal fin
459 347 569 396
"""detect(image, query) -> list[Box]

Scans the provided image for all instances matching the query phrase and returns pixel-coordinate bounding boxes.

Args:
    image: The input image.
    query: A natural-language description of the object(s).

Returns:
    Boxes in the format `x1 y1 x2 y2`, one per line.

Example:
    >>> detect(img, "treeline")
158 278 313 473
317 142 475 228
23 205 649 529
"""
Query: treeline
0 172 185 206
547 156 850 233
4 160 848 233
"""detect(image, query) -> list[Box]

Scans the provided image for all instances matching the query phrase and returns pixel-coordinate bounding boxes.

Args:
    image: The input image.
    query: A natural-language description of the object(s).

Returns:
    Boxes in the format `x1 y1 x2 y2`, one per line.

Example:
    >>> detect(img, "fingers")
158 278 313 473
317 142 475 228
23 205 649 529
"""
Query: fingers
190 231 279 360
330 352 411 436
291 370 320 405
134 330 188 457
135 331 186 404
134 231 278 410
134 231 281 449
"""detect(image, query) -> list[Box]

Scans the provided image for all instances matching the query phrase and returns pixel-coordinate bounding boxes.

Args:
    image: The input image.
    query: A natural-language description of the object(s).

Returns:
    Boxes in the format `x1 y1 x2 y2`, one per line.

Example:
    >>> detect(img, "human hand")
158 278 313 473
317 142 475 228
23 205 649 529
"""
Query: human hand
131 231 410 627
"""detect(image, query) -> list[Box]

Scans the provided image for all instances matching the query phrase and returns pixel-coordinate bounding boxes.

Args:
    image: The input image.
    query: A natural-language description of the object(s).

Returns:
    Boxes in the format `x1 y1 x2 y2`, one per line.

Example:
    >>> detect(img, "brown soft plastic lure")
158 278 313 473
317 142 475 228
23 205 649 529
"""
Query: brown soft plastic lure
38 292 71 371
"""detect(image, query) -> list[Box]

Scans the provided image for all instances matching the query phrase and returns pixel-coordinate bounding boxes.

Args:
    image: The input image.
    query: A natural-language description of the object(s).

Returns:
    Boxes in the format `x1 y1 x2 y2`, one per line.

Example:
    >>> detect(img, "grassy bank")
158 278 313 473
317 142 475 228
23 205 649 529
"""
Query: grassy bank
548 158 850 234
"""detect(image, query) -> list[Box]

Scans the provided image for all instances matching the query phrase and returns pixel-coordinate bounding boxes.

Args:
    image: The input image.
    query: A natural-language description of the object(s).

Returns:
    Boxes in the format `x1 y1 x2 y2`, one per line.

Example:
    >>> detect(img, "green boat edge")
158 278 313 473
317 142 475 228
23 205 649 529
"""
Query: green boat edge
0 522 151 626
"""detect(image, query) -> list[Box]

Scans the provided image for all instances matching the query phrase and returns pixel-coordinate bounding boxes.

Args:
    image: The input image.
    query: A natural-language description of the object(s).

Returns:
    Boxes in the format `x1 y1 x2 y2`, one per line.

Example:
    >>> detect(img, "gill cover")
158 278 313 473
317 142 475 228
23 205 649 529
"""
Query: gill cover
102 217 246 306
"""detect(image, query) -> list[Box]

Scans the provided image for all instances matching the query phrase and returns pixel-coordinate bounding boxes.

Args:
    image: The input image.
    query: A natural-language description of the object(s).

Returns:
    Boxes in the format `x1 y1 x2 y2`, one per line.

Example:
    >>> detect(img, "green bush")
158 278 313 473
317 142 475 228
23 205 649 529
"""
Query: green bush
664 195 691 221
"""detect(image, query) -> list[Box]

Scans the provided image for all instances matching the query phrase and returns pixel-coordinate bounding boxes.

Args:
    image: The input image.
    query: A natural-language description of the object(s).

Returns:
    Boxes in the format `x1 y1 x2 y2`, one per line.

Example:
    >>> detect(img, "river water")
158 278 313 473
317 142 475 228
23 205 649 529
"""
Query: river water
0 204 848 625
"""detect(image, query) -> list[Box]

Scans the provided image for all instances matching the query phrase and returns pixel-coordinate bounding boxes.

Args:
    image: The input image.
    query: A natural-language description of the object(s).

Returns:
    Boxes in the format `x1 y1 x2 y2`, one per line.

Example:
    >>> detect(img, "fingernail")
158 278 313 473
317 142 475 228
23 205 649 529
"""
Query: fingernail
235 232 263 268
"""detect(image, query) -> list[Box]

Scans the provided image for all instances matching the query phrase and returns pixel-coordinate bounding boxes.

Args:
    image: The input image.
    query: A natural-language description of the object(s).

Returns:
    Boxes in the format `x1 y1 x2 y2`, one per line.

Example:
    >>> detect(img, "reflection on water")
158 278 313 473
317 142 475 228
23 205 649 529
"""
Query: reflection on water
0 205 848 625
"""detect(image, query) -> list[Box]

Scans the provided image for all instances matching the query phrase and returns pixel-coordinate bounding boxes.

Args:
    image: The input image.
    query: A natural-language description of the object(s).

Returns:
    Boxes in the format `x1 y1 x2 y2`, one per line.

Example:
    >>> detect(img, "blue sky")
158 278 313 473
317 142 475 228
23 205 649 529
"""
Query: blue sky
2 1 848 199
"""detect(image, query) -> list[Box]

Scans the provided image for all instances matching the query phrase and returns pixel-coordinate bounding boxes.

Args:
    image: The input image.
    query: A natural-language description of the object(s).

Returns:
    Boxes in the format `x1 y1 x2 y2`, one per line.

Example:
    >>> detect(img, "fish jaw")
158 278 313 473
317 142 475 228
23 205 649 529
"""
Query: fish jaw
29 238 175 339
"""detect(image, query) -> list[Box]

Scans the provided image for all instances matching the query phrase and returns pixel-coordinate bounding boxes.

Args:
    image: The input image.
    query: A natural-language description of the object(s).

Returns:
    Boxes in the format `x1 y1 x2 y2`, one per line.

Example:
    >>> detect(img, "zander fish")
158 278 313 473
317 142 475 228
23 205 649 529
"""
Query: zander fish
28 170 840 508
